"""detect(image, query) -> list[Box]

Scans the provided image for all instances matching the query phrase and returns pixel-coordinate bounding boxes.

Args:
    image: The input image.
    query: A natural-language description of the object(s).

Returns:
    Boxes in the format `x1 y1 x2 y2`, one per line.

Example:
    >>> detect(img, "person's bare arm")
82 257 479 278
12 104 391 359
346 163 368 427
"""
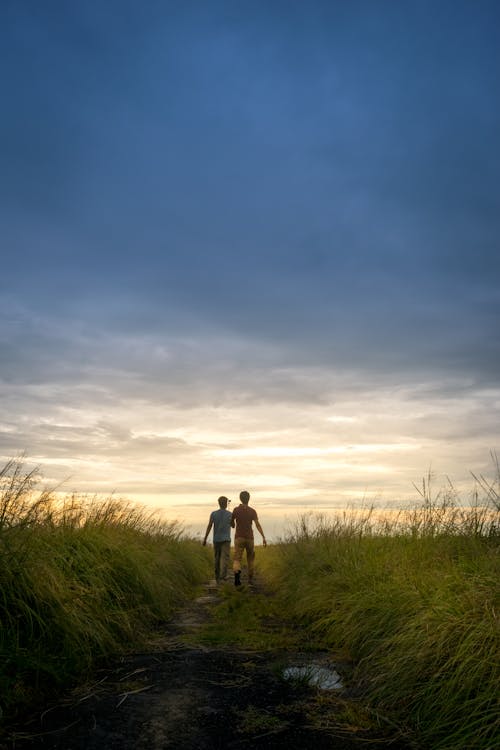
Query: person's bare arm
255 520 267 546
202 519 213 546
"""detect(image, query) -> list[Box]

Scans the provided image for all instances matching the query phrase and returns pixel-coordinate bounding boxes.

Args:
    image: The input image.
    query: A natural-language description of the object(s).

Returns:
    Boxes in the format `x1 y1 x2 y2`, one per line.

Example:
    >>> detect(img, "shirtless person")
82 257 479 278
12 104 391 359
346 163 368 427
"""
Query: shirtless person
231 490 266 587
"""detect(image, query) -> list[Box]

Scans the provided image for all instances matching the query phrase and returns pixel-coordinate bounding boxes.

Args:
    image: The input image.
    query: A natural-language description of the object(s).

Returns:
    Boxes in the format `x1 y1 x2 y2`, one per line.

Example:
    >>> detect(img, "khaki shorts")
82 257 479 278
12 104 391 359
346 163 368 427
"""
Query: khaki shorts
233 537 255 579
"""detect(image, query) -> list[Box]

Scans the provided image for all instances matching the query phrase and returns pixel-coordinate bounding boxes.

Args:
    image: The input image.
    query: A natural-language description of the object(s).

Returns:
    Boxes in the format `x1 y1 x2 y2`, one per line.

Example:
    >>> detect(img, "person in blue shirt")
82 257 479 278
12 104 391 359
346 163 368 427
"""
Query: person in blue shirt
202 496 233 583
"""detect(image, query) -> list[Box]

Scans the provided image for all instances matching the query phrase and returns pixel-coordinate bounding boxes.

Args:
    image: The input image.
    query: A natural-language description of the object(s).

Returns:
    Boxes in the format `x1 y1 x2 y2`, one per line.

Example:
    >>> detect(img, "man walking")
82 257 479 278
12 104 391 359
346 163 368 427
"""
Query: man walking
231 490 267 587
203 496 232 584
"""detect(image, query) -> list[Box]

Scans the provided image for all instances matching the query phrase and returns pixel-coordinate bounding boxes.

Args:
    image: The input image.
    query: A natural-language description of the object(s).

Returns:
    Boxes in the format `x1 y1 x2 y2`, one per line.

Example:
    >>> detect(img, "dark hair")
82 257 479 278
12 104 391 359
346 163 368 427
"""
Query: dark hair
218 496 228 508
239 490 250 504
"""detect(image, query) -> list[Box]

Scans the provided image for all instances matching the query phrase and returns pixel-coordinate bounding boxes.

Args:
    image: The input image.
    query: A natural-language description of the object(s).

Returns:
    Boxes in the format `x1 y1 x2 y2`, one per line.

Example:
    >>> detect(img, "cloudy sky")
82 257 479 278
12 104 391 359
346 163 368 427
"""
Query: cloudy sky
1 1 499 538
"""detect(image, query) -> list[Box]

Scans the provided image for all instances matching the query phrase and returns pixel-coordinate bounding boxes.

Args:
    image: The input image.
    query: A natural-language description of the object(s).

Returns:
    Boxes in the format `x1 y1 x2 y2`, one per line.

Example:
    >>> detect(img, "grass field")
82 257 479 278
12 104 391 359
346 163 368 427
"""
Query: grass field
259 468 499 750
0 459 211 723
1 458 498 749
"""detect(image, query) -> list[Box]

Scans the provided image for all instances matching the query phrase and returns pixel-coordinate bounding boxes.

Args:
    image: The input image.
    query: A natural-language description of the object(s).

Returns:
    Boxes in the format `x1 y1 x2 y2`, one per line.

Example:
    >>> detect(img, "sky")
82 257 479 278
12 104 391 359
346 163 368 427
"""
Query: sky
1 1 499 539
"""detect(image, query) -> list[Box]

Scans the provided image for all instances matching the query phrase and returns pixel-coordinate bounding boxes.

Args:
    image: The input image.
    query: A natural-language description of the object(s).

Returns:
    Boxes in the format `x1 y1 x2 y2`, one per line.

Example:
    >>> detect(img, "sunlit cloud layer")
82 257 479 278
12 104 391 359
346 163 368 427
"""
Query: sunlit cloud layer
1 305 498 538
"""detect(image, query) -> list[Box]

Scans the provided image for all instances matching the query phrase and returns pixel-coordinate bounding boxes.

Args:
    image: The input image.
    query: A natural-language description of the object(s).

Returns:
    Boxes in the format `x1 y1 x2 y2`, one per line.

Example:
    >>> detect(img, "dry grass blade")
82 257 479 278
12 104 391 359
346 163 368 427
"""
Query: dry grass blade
116 684 153 708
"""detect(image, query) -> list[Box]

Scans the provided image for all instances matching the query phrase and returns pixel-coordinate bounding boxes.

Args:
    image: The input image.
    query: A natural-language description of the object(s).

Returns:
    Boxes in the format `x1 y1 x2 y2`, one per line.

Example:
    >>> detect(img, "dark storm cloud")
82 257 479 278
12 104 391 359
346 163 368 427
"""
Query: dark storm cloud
1 1 500 382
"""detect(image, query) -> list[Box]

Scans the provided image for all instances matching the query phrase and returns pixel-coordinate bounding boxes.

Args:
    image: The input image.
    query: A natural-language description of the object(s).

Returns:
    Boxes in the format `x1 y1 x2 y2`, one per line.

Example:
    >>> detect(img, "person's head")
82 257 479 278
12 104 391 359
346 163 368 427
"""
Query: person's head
218 496 229 509
239 490 250 505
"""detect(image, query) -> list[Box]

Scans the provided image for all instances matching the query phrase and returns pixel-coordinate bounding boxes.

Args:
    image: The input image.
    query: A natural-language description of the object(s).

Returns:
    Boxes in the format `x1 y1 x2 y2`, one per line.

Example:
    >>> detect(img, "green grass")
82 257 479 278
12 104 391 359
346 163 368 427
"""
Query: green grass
191 583 325 652
0 459 211 723
261 476 500 750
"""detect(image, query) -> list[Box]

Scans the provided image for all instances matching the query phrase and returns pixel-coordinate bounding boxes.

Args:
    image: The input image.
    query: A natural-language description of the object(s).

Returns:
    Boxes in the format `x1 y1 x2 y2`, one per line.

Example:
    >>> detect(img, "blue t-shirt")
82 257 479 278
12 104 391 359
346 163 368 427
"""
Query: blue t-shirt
210 508 232 543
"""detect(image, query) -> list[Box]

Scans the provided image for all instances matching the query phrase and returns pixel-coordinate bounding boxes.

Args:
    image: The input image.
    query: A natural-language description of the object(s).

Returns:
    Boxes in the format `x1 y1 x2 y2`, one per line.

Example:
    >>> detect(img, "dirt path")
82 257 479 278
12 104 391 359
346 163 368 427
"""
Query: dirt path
8 578 414 749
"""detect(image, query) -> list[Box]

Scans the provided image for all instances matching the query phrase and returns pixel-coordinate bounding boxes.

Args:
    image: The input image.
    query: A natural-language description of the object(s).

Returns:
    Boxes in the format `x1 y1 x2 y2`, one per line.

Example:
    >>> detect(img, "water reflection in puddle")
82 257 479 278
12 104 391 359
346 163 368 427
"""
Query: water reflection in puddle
282 664 343 690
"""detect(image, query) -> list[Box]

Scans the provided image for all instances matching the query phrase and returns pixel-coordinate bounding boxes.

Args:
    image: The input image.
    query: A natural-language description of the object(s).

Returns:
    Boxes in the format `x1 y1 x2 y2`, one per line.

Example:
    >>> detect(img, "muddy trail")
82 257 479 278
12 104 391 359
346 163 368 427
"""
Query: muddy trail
7 575 414 750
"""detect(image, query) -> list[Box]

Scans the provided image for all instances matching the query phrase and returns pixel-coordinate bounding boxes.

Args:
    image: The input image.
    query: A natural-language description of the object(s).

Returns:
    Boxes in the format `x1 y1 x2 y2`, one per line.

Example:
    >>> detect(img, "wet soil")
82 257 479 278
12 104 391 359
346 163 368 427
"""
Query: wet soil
5 578 414 750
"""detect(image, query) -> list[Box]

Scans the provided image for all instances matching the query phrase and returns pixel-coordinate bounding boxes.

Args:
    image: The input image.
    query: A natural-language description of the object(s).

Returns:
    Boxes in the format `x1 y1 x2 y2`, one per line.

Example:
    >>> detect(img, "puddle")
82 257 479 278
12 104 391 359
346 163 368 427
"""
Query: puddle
282 664 343 690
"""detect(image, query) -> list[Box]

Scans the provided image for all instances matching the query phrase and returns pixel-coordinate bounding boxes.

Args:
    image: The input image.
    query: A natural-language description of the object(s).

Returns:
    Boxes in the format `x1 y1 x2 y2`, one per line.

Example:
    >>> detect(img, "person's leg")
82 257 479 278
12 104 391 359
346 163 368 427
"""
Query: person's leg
220 541 230 581
233 538 244 586
214 542 222 582
246 539 255 583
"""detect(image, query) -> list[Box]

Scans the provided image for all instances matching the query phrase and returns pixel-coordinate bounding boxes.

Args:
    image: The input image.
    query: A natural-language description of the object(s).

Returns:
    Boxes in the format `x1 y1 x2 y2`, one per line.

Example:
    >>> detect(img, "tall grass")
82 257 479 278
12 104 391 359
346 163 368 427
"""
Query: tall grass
0 459 211 722
263 468 500 750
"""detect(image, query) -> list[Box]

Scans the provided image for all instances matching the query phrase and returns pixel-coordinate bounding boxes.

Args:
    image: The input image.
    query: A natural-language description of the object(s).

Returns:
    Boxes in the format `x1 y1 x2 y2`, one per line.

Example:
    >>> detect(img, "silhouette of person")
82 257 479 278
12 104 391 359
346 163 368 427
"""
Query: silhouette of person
203 496 232 583
231 490 266 586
